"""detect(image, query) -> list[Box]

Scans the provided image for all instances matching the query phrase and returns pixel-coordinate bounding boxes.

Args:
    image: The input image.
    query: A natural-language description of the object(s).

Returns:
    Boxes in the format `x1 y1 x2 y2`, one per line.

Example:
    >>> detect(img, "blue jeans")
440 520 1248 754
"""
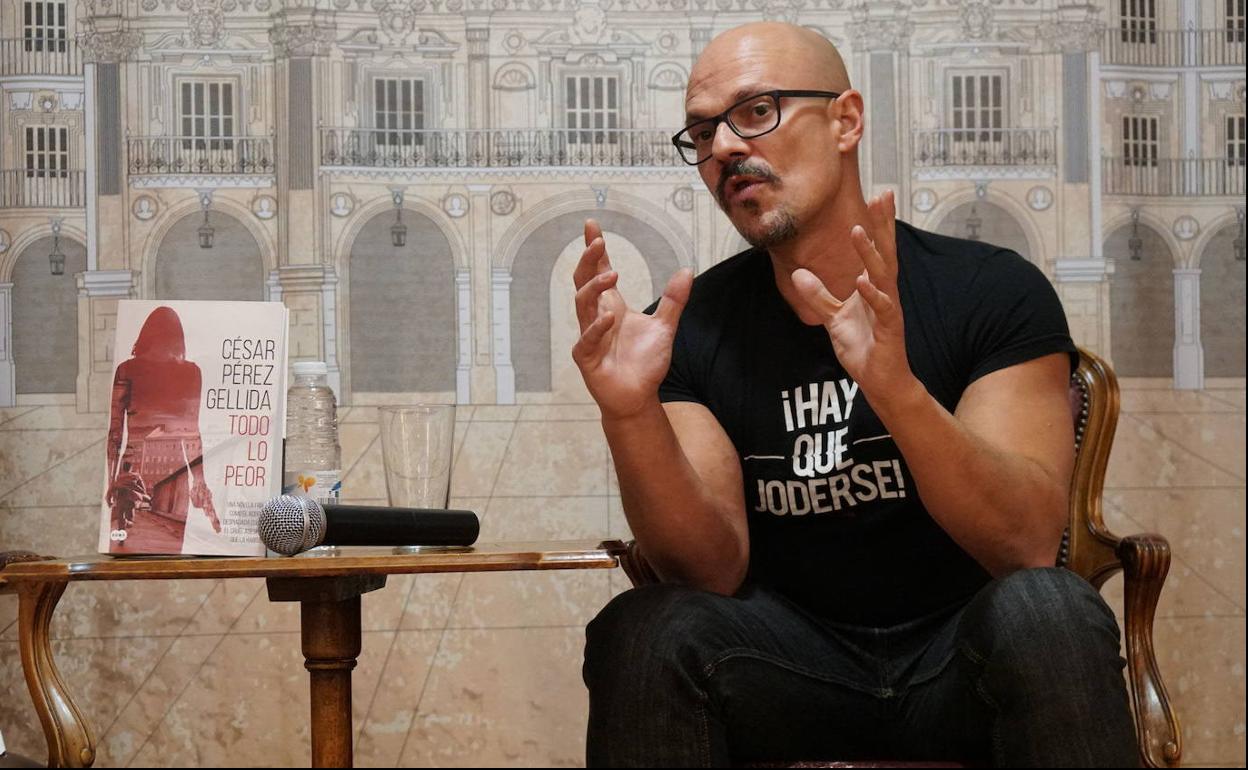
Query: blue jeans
583 568 1138 767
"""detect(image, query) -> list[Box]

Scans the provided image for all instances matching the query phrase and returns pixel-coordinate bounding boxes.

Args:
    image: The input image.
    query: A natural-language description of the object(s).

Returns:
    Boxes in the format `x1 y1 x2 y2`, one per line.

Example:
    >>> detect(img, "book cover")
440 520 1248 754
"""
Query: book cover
98 300 289 556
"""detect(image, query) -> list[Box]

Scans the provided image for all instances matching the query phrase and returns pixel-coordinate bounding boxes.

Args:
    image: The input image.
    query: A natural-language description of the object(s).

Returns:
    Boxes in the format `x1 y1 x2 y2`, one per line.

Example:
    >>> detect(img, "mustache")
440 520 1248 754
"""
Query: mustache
716 159 779 203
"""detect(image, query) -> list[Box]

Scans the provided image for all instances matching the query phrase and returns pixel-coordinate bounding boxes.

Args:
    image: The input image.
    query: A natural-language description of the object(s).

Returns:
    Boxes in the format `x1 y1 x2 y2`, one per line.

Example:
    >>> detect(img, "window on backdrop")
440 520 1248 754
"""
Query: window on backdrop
374 78 425 147
1123 115 1160 168
948 72 1005 143
566 75 620 144
1228 0 1246 43
23 0 67 52
179 80 236 151
25 126 69 178
1228 115 1246 167
1120 0 1158 44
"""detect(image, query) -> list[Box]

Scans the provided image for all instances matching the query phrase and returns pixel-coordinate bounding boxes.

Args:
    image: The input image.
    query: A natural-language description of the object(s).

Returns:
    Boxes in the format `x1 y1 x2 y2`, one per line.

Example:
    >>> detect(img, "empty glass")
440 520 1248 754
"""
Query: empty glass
378 405 456 509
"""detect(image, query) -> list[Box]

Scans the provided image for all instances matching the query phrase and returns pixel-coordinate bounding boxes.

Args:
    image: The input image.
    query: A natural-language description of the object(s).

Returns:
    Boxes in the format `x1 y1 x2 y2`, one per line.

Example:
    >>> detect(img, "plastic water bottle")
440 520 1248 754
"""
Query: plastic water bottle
283 361 342 503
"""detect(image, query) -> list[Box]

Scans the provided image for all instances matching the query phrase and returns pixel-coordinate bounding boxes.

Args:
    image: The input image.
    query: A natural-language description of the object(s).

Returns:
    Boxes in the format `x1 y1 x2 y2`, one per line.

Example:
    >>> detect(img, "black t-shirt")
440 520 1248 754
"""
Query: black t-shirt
656 220 1077 627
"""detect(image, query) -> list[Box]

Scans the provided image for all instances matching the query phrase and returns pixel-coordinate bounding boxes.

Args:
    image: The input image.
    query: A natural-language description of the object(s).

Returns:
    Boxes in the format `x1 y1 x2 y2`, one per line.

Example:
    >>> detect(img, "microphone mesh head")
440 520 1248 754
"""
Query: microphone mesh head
258 495 326 556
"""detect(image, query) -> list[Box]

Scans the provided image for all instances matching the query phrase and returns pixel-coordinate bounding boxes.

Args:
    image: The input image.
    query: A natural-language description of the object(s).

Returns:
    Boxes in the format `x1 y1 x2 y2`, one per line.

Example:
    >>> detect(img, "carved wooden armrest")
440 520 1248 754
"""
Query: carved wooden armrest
0 551 53 569
2 552 94 767
0 552 54 593
1117 533 1182 768
619 540 661 588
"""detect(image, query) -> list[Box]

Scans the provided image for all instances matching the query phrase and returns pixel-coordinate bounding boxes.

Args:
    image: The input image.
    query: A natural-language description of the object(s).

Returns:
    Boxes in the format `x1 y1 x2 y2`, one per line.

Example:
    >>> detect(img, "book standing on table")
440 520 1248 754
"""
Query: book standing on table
99 300 289 557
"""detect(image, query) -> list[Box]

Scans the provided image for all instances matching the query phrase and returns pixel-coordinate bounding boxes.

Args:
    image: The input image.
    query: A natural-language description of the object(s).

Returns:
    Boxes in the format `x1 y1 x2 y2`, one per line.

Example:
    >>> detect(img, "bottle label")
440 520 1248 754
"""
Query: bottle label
282 470 342 503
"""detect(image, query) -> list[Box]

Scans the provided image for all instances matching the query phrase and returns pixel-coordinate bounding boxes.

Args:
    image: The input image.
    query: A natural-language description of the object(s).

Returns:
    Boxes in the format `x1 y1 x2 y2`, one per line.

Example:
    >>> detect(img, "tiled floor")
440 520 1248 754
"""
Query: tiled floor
0 382 1244 767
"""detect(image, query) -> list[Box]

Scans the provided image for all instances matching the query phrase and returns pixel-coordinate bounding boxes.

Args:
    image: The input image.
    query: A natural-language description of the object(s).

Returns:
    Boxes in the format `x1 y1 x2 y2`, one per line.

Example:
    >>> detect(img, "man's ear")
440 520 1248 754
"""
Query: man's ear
831 90 865 154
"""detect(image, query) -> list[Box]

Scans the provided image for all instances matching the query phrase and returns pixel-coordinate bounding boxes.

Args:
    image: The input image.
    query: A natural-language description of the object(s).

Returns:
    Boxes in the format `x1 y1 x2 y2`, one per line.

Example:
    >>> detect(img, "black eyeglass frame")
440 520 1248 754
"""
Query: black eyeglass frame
671 89 843 165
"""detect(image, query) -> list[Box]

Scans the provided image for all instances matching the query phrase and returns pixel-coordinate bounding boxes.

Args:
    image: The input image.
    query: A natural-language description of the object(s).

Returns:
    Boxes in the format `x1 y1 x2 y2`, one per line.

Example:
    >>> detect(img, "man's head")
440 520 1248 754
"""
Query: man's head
682 22 864 249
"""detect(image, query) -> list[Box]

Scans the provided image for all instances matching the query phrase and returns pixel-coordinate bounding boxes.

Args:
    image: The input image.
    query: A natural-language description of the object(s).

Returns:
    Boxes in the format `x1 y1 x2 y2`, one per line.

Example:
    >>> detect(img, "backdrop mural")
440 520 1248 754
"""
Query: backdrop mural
0 0 1244 766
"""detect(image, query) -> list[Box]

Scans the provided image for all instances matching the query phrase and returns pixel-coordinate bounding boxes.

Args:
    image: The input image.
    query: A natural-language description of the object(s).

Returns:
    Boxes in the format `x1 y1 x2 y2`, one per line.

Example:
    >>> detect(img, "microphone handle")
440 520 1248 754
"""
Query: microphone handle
320 504 480 547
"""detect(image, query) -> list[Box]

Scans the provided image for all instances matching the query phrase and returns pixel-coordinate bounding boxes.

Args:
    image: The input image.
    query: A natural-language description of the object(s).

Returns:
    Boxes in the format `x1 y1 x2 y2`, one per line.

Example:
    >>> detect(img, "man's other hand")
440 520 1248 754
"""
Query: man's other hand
791 190 915 406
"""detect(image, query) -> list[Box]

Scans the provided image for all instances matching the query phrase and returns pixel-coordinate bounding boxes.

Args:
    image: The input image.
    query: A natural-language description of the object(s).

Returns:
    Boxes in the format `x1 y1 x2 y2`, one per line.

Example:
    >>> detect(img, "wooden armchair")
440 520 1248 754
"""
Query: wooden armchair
618 347 1182 768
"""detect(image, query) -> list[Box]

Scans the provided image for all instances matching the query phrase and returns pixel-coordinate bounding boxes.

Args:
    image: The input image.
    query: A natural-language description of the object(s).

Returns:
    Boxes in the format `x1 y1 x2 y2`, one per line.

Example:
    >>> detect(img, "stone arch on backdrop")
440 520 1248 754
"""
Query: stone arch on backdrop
9 234 87 394
1103 207 1187 267
150 206 267 301
503 196 691 394
931 196 1037 264
333 195 470 275
0 221 89 281
344 206 457 395
496 189 694 274
1106 216 1176 377
1196 218 1245 377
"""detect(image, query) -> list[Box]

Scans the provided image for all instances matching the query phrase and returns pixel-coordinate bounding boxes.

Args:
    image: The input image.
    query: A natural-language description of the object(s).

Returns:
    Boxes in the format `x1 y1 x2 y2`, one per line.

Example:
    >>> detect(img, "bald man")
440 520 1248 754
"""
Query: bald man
573 22 1137 767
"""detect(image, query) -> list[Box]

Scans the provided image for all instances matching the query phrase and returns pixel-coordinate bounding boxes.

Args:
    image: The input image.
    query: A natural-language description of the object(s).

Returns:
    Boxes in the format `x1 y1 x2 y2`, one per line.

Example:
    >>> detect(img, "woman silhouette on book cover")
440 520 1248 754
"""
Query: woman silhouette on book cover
105 306 219 553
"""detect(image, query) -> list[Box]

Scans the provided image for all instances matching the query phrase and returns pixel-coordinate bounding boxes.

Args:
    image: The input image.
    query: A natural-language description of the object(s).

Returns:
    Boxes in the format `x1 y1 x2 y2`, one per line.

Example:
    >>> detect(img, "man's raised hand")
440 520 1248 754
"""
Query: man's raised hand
572 219 693 420
791 190 911 399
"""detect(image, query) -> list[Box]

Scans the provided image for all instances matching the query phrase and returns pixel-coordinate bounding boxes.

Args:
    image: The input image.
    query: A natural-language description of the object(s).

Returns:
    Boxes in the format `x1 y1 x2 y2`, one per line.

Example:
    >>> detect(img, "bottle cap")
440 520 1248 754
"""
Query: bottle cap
292 361 329 377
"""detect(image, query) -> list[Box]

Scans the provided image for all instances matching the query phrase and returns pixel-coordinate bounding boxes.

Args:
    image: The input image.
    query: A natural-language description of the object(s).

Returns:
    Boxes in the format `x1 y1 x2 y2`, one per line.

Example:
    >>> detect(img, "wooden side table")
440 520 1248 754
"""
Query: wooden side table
0 541 626 768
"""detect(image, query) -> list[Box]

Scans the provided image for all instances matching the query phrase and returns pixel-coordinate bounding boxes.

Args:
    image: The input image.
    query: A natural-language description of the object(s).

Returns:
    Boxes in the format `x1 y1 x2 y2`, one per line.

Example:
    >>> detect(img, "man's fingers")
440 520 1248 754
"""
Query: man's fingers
652 268 693 328
867 191 897 259
584 218 603 247
856 271 895 317
851 225 893 291
573 235 608 289
574 269 618 332
866 192 896 256
571 310 616 367
791 268 843 319
584 219 612 273
574 219 611 288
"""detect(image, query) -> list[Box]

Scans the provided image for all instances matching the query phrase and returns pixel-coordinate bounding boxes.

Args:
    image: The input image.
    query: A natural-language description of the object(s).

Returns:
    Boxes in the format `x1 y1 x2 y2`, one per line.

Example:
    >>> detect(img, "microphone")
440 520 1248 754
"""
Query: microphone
258 495 480 556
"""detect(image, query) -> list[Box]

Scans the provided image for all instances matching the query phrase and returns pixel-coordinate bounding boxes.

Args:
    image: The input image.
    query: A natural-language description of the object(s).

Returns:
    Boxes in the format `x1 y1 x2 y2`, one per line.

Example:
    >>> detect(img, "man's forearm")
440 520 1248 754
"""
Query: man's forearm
603 403 748 595
872 378 1069 577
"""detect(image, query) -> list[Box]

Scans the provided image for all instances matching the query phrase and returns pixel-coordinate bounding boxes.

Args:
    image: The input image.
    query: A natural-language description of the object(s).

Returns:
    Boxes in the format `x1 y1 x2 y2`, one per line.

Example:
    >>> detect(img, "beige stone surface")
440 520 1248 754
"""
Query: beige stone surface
492 421 609 497
398 627 590 768
1106 487 1247 610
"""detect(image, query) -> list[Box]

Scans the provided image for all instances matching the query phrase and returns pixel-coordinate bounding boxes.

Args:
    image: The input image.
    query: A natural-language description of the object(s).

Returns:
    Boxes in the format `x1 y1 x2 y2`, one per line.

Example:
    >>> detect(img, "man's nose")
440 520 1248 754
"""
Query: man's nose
709 120 750 163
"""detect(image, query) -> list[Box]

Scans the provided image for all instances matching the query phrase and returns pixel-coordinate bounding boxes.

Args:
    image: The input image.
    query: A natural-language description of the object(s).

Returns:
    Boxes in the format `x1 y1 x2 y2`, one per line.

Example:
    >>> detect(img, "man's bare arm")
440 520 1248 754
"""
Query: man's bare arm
605 400 749 595
789 192 1073 577
872 352 1074 576
572 218 747 595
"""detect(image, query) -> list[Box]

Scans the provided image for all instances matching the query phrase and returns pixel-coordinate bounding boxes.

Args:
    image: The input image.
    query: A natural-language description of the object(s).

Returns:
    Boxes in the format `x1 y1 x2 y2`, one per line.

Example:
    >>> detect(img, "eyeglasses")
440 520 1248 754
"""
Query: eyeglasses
671 89 842 165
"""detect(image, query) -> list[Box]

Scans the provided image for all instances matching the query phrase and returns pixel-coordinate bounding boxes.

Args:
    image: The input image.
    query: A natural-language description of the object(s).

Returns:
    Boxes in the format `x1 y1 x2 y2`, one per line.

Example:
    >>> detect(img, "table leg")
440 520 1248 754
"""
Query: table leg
18 580 96 768
302 595 361 768
268 575 385 769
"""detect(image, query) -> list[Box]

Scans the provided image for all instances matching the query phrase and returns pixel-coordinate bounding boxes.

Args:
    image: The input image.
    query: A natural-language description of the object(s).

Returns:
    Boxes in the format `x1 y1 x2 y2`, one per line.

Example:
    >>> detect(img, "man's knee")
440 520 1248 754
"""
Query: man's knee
989 566 1113 623
958 569 1137 764
584 583 738 688
962 567 1123 683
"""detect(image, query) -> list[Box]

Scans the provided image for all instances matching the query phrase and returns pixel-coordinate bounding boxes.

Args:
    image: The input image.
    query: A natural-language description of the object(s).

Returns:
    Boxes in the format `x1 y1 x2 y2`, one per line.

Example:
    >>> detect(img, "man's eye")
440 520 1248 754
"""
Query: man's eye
694 126 715 142
751 102 773 117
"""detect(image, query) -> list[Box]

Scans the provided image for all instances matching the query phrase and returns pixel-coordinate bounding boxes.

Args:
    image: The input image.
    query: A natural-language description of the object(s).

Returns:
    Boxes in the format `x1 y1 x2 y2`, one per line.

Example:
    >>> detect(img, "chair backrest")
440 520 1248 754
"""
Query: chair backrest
1066 348 1181 768
1062 347 1126 588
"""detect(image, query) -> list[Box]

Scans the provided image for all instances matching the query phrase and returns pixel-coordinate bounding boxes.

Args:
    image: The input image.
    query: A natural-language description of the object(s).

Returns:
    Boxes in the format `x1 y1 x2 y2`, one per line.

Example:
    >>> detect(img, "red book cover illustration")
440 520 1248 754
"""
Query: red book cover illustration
99 301 289 556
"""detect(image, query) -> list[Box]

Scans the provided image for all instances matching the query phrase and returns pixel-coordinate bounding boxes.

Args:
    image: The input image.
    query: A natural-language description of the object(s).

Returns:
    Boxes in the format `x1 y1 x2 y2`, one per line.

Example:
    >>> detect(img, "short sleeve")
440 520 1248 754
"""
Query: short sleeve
657 321 704 405
963 250 1078 384
643 297 704 405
